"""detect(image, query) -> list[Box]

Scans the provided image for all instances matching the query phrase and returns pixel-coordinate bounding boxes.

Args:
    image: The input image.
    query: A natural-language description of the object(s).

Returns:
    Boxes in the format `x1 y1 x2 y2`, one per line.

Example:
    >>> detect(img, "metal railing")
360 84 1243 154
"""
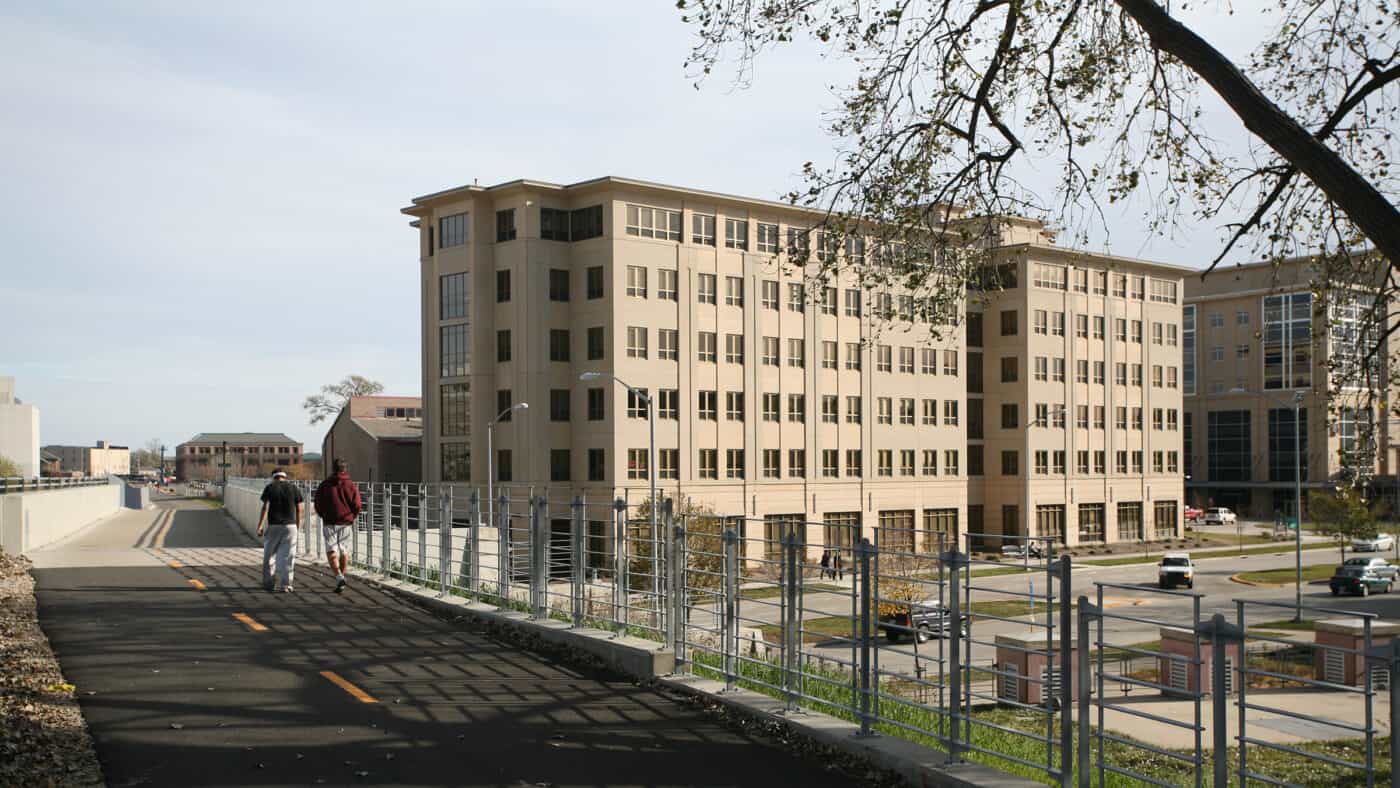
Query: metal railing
220 479 1398 786
0 476 114 493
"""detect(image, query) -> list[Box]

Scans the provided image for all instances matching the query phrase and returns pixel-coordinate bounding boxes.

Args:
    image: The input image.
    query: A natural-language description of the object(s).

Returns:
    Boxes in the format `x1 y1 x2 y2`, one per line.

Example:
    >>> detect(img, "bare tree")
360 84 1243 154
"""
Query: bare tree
302 375 384 425
0 455 19 478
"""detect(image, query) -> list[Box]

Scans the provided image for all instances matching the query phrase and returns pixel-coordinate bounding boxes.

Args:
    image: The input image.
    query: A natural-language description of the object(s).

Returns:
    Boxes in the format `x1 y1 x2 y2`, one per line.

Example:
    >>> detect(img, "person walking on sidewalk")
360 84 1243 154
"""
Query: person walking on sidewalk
257 470 304 593
315 458 361 593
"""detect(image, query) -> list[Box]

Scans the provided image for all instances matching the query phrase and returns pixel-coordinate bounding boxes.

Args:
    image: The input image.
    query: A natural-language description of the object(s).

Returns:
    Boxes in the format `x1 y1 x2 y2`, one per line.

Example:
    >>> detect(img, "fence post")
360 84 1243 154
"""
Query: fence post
943 546 966 761
530 496 546 619
380 484 390 573
438 486 451 594
1196 613 1244 788
463 489 480 600
855 537 875 737
364 485 374 570
722 527 738 692
571 495 585 627
1056 555 1073 788
1077 595 1094 788
612 498 627 636
667 500 685 663
783 531 799 713
497 493 510 605
1390 638 1399 788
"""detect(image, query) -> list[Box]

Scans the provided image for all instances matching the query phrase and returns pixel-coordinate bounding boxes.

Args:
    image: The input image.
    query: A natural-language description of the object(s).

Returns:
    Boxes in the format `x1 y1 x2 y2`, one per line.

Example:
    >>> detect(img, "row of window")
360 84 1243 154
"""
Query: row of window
1033 501 1179 543
999 402 1181 431
1029 263 1179 304
1004 355 1180 389
999 308 1180 346
996 449 1180 476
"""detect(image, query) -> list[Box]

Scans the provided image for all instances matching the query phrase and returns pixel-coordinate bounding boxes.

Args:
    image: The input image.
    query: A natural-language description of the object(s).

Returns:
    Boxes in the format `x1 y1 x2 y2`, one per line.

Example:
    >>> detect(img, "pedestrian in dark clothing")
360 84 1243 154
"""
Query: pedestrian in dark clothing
833 551 845 581
819 550 831 579
314 459 362 593
258 470 304 593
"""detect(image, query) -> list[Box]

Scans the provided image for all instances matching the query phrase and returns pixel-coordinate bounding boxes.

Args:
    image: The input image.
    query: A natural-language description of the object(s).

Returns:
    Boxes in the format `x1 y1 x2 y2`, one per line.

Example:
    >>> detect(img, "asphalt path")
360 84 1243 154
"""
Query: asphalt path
31 499 860 788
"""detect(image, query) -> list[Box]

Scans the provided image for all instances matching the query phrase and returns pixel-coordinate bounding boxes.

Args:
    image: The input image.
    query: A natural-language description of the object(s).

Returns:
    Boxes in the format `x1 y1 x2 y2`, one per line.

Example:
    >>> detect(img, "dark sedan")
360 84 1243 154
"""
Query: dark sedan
1329 566 1392 597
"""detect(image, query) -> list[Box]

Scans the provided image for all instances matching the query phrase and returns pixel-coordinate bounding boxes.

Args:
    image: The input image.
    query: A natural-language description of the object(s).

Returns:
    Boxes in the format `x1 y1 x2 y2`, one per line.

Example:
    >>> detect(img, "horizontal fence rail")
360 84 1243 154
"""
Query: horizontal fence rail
220 478 1398 787
0 476 115 493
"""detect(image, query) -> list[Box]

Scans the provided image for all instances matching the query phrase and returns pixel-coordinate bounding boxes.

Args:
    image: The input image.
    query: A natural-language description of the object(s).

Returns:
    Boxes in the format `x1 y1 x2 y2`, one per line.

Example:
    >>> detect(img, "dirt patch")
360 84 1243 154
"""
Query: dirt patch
0 550 104 787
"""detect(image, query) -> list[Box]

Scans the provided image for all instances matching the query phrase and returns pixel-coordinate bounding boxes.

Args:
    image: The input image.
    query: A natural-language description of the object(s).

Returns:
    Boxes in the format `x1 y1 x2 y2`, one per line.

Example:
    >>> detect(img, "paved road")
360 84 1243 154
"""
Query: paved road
31 499 860 788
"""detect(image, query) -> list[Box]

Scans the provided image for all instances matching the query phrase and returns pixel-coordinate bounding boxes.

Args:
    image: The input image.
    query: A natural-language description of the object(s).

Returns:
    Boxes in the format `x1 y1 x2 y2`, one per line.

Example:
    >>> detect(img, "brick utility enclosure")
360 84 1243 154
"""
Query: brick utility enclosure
1315 618 1400 686
1158 626 1243 696
996 628 1077 706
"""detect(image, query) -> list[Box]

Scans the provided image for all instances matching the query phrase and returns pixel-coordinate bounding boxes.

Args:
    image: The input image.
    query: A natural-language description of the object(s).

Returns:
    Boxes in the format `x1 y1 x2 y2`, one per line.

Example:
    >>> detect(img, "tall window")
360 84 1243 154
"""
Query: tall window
496 269 511 302
495 209 516 242
1078 503 1105 543
625 204 681 240
548 269 570 301
725 334 744 364
725 276 744 306
692 213 717 245
626 266 648 298
1036 505 1065 541
586 266 604 299
1263 293 1312 390
441 443 470 482
658 269 678 300
540 208 570 241
724 218 748 249
587 388 605 421
1268 408 1308 482
756 222 779 253
626 326 647 358
438 212 468 248
1117 503 1143 541
877 510 915 552
548 329 570 362
588 449 605 481
569 205 603 240
698 273 717 304
440 272 468 320
1153 501 1179 540
587 326 605 360
440 324 469 378
441 383 469 436
1208 410 1251 481
1183 305 1196 396
496 330 511 363
1331 293 1377 387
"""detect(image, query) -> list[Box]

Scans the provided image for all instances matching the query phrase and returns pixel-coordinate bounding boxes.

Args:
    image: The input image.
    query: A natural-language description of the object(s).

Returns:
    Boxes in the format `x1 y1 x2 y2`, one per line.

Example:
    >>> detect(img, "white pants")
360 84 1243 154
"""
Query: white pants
262 524 297 589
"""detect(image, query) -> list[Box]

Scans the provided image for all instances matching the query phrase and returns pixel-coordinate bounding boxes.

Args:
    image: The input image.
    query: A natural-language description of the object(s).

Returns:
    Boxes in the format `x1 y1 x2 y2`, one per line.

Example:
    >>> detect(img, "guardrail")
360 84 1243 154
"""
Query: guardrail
0 477 113 493
222 478 1398 786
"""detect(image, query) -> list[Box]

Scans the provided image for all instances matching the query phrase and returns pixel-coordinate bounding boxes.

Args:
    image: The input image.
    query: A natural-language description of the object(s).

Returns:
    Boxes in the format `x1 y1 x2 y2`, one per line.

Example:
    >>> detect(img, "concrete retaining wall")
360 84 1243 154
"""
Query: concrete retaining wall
0 482 122 554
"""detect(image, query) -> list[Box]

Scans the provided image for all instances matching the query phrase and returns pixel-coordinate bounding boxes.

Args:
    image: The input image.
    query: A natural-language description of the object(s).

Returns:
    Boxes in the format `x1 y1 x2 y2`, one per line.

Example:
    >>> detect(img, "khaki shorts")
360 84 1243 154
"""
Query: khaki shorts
322 524 352 556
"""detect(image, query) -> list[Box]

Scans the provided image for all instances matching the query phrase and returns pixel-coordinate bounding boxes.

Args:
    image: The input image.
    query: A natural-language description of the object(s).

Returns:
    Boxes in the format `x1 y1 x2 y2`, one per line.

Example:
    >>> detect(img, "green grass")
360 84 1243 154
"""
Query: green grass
1237 564 1337 584
1079 540 1337 567
741 583 845 600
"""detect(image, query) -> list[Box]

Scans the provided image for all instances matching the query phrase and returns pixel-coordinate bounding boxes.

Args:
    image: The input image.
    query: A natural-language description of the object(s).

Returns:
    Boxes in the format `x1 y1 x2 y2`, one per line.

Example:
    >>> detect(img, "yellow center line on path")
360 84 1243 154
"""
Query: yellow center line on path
320 670 378 704
167 560 183 569
188 579 207 591
232 613 268 632
151 509 175 550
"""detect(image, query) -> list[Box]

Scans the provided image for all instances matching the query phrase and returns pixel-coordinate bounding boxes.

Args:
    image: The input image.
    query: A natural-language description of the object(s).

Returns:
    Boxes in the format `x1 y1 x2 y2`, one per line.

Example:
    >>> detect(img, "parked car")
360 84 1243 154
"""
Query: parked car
1158 553 1195 589
1351 533 1396 552
1342 556 1398 581
1184 506 1204 523
1001 542 1045 559
1329 566 1392 596
1203 507 1237 525
878 600 969 644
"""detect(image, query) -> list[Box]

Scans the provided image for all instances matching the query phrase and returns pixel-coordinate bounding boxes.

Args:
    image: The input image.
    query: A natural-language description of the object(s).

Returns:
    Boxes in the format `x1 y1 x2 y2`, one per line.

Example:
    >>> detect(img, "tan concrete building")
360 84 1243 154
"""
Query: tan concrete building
320 396 423 483
1183 257 1396 518
176 433 303 481
403 176 1187 553
43 441 130 477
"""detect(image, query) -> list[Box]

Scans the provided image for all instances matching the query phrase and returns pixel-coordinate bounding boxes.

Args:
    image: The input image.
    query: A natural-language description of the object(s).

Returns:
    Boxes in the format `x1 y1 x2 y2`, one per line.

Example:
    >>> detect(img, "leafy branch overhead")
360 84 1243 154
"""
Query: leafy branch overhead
303 375 384 425
678 0 1398 352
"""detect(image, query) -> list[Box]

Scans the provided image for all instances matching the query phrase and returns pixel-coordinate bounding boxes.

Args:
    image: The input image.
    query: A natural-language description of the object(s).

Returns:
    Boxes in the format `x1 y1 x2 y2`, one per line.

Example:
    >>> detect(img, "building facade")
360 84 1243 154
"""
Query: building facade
1183 257 1396 518
0 376 40 479
43 441 131 477
404 176 1187 554
175 433 303 481
320 396 423 483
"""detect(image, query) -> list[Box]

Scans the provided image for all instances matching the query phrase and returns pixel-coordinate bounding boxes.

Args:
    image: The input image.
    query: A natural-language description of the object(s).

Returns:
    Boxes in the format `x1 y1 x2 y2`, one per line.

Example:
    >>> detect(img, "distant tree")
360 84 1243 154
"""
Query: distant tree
131 438 164 470
303 375 384 425
629 494 724 594
1309 488 1377 561
0 455 20 478
282 463 318 482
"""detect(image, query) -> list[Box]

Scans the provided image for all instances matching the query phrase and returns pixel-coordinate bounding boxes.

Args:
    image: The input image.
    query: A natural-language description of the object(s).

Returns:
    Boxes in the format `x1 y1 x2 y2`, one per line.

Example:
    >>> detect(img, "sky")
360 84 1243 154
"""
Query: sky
0 0 1276 454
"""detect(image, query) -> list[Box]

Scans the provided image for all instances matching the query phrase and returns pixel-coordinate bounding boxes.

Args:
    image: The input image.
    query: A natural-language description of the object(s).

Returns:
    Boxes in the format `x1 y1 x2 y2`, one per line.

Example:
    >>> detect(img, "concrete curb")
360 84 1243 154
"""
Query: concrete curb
1229 573 1275 587
657 675 1043 788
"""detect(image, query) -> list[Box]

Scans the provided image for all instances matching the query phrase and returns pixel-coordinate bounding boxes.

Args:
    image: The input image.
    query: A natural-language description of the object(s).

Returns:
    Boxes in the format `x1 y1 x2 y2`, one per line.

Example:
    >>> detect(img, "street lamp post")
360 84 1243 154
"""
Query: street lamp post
487 402 530 537
1233 387 1306 621
580 372 658 603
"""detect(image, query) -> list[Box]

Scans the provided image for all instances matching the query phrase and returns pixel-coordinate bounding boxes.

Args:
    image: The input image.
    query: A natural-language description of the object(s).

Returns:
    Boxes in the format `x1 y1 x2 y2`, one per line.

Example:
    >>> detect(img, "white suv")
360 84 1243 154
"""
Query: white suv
1159 553 1195 589
1203 508 1237 525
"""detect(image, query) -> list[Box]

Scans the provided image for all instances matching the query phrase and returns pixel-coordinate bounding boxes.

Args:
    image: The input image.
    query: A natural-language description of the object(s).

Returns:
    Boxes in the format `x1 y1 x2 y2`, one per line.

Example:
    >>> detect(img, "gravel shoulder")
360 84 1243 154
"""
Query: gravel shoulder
0 550 104 787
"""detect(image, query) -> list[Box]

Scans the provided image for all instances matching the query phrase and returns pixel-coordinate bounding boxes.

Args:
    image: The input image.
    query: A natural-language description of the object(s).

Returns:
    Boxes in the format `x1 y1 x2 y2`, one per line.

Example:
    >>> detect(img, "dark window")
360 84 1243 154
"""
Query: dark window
440 272 468 320
1001 450 1019 475
967 444 984 476
587 326 605 360
1208 410 1252 482
967 398 984 439
496 269 511 302
550 389 570 421
1184 412 1194 478
441 443 469 481
439 212 468 248
966 312 983 346
550 449 570 482
549 269 570 301
1000 310 1018 336
496 330 511 362
1268 408 1308 482
967 351 983 393
549 329 570 362
570 205 604 241
587 448 605 481
441 383 469 437
496 449 512 482
439 324 469 378
586 266 604 299
495 209 516 242
587 388 605 421
540 208 570 241
496 389 513 421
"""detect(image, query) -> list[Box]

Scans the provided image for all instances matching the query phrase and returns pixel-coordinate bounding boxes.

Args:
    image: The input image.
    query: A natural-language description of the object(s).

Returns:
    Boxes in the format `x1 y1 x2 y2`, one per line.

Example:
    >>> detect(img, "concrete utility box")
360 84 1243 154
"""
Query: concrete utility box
123 483 149 509
995 629 1077 707
1158 626 1242 696
1315 618 1400 686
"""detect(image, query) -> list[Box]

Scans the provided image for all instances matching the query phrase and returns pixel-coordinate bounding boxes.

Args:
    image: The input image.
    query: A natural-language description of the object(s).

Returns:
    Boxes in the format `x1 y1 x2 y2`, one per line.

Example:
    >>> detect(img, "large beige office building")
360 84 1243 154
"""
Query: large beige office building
1183 257 1396 518
43 440 130 477
404 176 1187 554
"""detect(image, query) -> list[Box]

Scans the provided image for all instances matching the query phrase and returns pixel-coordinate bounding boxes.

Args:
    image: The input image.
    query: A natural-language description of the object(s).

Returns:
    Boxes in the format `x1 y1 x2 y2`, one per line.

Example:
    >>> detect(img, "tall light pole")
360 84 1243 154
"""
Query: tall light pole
487 402 530 534
580 371 658 602
1233 387 1306 621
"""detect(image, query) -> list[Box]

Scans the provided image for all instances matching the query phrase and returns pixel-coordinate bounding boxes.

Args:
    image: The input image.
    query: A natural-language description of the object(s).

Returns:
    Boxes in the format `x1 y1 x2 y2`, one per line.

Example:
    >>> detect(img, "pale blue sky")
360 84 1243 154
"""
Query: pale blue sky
1 1 1269 453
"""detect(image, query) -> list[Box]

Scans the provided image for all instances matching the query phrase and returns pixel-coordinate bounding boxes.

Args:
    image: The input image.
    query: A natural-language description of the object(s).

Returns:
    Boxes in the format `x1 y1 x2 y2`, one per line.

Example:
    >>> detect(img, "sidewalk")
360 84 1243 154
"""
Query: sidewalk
1089 689 1387 748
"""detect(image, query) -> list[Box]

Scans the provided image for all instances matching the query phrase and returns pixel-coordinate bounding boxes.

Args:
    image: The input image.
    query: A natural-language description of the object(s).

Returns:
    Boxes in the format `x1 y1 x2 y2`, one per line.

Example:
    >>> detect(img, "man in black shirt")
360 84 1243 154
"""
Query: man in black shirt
258 470 304 592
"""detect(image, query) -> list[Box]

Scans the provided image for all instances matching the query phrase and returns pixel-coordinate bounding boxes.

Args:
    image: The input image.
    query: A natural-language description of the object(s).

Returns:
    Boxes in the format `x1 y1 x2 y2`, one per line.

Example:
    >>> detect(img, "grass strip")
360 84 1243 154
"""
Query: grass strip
1237 564 1336 584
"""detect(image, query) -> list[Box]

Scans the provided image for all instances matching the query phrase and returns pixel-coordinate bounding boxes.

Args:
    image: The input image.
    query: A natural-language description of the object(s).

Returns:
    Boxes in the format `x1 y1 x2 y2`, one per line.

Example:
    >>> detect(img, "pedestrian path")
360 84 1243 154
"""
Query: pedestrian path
30 500 860 788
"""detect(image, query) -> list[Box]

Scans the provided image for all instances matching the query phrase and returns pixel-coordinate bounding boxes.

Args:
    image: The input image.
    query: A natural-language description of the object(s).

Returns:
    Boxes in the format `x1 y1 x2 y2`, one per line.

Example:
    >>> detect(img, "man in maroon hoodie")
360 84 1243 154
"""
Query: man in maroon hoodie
314 458 362 593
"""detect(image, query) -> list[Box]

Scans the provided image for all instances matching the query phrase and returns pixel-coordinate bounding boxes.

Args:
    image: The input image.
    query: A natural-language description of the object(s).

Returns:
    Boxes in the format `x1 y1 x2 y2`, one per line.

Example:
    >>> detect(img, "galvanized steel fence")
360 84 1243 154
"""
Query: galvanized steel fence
223 479 1398 787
